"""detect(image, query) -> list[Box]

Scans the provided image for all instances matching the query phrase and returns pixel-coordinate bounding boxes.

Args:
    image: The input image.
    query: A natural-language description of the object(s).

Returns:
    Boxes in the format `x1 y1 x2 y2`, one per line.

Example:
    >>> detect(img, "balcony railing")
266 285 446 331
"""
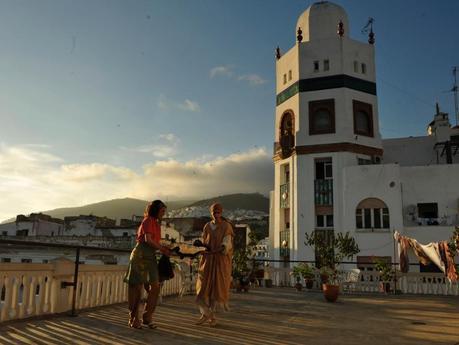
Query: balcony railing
314 179 333 205
260 260 459 296
0 240 194 323
0 261 186 323
279 230 290 257
280 183 289 208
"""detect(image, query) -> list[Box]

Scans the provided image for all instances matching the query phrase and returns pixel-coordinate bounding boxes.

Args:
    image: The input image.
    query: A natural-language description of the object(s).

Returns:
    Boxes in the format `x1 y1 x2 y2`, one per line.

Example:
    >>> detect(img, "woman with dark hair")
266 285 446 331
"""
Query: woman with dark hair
124 200 171 329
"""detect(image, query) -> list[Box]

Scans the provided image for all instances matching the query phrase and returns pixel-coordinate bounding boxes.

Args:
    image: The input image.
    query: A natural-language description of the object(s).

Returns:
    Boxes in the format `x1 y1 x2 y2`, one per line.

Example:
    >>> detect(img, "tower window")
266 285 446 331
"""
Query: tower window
283 74 287 84
309 99 335 135
288 70 292 81
316 214 333 228
353 100 374 137
354 61 358 73
279 111 295 158
323 60 330 71
361 63 367 74
315 158 332 179
313 61 319 72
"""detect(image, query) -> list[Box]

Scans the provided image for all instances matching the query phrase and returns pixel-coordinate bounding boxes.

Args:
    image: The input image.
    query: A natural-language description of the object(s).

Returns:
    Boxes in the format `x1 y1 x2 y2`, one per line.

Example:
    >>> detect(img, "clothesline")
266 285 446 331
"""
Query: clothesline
394 231 457 282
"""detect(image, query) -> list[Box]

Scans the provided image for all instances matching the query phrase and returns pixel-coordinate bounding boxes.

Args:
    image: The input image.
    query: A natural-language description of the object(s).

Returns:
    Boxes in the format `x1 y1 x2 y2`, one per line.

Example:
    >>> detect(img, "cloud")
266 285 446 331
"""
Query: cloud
210 66 266 86
157 94 200 112
209 65 233 79
58 163 137 182
237 74 267 86
178 99 200 112
129 133 180 158
0 144 273 221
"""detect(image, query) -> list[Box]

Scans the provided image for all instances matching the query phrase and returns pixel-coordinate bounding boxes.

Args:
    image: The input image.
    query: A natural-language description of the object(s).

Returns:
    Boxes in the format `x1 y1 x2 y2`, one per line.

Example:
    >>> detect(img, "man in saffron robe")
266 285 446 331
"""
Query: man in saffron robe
195 203 234 326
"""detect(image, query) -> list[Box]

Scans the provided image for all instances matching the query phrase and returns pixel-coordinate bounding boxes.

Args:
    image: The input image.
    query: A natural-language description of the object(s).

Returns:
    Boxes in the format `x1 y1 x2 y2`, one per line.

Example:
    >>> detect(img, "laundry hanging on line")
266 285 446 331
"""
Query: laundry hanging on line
393 231 457 282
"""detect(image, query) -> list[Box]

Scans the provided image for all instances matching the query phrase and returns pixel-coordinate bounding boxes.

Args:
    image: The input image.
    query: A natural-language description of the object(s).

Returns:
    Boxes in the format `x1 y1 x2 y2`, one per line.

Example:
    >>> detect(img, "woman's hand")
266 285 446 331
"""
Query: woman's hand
160 246 172 257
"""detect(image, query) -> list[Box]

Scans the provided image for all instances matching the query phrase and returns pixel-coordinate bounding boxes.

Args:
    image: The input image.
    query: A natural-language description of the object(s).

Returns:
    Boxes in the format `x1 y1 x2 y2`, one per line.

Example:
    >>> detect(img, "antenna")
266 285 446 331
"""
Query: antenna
452 66 459 126
361 17 375 44
361 17 374 34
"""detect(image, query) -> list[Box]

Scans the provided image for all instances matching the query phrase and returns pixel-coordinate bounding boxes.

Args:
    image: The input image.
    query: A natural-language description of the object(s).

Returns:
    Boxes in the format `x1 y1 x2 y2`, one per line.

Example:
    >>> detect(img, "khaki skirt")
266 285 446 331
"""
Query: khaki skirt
123 242 159 285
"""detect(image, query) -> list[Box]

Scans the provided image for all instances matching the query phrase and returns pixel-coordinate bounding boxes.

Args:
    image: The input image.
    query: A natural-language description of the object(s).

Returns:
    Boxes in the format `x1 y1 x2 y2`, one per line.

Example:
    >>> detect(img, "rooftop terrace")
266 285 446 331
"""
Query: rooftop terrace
1 288 458 345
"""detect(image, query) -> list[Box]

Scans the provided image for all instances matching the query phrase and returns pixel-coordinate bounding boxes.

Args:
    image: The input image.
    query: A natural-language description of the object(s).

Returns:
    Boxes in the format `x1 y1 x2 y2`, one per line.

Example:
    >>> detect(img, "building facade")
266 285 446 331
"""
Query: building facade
269 1 459 271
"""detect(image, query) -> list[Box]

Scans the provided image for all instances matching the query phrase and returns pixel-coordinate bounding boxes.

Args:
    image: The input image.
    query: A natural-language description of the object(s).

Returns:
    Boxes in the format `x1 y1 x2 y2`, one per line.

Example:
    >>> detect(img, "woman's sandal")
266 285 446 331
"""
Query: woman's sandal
128 321 142 329
143 321 158 329
195 315 209 325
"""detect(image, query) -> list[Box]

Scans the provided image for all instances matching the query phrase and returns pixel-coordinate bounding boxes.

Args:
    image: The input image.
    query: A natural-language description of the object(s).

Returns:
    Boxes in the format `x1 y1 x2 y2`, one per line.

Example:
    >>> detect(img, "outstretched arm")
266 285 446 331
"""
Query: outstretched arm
145 233 171 256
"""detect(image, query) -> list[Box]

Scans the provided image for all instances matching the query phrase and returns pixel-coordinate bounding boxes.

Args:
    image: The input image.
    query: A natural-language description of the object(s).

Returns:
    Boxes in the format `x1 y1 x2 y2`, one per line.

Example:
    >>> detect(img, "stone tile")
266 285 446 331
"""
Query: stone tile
1 288 458 345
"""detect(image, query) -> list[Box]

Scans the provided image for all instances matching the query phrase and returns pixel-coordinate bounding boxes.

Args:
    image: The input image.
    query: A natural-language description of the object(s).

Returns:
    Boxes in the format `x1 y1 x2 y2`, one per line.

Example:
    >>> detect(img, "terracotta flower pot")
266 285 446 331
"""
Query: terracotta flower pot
322 284 339 302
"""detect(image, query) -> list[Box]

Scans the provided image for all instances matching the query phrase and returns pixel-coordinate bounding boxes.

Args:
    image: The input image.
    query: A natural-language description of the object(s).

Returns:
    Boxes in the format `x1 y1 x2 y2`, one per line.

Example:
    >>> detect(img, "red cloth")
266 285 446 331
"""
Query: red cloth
439 241 458 282
136 217 161 244
399 236 410 273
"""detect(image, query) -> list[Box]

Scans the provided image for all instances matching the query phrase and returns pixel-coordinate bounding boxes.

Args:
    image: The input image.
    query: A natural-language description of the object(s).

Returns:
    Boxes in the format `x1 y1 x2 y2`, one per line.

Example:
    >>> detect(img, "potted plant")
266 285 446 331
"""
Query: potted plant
291 263 314 291
304 231 360 302
290 267 303 291
374 259 394 293
319 266 332 285
300 263 316 289
232 246 252 292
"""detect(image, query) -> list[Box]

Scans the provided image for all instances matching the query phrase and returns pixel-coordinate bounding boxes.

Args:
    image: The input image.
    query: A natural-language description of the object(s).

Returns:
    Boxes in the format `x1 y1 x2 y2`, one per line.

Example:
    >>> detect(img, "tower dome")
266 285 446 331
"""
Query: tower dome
296 1 349 42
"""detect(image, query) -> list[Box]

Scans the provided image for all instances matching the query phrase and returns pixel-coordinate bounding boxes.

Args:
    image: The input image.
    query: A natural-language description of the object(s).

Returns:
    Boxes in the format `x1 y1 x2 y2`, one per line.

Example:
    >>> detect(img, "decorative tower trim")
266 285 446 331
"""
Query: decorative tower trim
337 20 344 37
297 27 303 42
275 46 281 60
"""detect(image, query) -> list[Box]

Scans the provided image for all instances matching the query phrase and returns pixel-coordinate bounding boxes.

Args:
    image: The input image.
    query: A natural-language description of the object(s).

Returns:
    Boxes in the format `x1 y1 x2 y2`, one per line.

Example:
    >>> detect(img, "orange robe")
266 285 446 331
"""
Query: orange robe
196 220 234 311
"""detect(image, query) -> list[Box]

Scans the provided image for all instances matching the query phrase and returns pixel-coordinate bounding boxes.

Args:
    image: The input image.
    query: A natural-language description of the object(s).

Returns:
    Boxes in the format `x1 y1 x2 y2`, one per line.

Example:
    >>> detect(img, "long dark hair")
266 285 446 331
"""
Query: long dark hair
144 200 166 218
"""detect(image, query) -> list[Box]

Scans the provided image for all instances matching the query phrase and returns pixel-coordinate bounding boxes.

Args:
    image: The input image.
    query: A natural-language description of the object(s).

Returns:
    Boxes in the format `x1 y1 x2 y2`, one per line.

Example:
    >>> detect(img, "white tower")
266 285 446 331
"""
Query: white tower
272 1 382 264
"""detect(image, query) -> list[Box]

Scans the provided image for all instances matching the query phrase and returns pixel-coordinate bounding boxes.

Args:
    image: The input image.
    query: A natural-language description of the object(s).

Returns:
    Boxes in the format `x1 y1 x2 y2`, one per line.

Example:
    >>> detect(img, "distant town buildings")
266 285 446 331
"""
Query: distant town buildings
0 210 269 264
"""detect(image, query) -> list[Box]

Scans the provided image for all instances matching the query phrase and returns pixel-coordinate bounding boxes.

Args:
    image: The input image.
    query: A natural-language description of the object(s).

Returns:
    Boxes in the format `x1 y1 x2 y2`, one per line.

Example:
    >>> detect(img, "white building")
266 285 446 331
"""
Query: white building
0 214 64 237
269 1 459 271
253 237 270 261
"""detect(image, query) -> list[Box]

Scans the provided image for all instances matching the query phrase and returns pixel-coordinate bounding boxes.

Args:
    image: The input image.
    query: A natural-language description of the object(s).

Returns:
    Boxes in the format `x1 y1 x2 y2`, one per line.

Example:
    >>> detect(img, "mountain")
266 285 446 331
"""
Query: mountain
1 198 193 223
188 193 269 213
1 193 270 223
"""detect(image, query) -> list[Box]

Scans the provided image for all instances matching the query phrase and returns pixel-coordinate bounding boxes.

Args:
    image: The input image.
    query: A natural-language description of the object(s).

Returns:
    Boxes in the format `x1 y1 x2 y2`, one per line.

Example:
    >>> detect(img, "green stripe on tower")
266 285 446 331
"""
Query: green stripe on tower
276 75 377 106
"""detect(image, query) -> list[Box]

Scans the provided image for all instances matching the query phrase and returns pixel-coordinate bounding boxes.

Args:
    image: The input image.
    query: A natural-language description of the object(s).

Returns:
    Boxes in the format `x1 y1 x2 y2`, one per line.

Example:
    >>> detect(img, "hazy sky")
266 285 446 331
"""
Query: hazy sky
0 0 458 221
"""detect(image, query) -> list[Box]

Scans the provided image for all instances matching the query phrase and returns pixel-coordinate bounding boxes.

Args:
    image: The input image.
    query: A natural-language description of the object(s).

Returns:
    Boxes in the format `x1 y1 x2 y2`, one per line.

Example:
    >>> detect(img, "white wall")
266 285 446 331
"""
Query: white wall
65 219 97 236
276 45 298 93
0 221 63 237
342 163 403 260
0 222 18 236
33 220 64 236
295 155 317 261
400 165 459 218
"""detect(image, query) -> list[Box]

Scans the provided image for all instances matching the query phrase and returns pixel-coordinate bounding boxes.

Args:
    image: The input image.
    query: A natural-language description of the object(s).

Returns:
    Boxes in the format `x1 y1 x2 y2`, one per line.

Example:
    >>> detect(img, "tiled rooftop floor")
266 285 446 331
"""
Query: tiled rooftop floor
1 288 458 345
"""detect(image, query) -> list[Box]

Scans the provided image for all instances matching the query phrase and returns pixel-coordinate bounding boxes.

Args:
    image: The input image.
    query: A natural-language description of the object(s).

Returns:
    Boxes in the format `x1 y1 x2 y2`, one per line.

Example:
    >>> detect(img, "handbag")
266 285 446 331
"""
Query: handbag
158 254 174 282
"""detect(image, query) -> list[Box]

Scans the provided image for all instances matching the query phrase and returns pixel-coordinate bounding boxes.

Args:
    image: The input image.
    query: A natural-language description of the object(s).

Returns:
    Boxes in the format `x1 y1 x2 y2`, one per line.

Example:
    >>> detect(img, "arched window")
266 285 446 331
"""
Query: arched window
309 99 335 135
356 198 389 229
279 111 295 158
353 100 373 137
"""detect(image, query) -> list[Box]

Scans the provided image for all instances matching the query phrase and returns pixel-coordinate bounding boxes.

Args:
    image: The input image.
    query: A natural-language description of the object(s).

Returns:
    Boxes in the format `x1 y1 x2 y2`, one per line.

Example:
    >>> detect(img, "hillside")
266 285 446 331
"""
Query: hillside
2 198 193 223
2 193 270 223
188 193 269 213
